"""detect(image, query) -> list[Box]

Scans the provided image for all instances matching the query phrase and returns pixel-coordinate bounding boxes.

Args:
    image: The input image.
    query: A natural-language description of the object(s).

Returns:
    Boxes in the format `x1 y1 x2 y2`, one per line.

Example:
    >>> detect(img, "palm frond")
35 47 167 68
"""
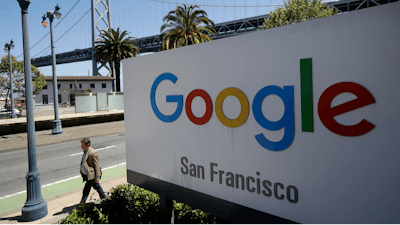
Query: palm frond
159 4 216 50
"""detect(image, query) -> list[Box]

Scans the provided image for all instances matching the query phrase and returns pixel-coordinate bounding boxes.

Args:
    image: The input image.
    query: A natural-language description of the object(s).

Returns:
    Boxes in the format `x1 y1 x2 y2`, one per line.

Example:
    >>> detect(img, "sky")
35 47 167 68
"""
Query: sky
0 0 295 92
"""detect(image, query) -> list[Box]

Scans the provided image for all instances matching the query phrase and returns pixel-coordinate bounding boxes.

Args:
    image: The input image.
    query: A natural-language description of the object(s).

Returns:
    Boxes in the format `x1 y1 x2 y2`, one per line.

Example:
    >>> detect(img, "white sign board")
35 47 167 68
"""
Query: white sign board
123 3 400 223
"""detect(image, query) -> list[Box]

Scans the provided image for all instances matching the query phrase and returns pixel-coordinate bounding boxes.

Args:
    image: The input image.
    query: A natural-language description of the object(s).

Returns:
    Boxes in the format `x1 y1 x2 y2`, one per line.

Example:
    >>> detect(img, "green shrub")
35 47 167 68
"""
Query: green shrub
102 184 167 223
56 184 229 224
173 201 229 224
58 204 108 224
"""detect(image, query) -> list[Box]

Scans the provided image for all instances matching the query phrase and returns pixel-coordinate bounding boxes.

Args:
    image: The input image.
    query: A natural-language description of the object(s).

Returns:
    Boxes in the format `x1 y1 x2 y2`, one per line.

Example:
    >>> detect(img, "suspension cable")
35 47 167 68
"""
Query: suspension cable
16 0 82 59
34 8 91 58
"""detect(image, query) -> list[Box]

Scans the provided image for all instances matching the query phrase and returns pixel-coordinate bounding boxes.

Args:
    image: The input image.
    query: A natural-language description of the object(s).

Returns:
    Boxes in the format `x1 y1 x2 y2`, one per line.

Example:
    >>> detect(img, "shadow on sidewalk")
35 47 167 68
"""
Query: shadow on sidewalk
0 204 79 224
0 215 22 222
53 204 79 216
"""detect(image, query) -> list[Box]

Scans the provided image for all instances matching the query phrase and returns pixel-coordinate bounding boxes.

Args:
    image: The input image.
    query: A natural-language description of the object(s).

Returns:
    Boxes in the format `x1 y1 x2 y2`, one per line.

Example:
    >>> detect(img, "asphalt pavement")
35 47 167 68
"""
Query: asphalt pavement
0 133 126 199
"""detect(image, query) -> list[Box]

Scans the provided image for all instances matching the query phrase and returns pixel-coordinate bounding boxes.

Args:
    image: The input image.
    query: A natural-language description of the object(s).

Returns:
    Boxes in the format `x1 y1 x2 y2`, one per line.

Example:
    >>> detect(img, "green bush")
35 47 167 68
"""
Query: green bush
101 184 167 223
173 201 229 224
59 204 108 224
56 184 230 224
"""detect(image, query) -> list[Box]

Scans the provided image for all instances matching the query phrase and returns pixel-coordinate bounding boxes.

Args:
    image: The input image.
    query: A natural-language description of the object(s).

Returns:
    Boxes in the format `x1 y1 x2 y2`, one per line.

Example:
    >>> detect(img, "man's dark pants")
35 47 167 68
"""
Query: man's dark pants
80 174 106 204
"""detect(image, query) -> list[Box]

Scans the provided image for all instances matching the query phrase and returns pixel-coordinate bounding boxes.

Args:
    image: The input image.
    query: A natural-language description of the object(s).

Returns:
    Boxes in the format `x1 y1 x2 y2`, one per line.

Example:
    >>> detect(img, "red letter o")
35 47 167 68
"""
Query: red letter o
185 89 213 125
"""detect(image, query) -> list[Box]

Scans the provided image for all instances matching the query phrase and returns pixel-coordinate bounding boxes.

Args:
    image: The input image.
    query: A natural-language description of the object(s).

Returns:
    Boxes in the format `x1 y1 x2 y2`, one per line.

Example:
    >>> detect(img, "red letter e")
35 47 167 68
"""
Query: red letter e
318 82 375 137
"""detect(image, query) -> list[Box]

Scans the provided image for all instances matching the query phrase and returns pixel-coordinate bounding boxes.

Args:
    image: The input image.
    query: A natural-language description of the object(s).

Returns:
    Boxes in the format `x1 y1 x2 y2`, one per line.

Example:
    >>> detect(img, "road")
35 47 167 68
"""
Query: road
0 134 126 199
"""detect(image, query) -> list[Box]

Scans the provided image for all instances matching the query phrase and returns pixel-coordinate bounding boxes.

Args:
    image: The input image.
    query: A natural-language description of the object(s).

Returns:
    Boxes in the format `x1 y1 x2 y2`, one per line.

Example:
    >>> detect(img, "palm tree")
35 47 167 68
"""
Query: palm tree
93 28 140 92
160 4 217 50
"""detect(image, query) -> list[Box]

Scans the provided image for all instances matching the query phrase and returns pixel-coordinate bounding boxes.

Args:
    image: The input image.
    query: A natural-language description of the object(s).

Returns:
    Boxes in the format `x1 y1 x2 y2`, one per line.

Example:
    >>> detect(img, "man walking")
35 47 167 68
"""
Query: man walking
79 137 106 204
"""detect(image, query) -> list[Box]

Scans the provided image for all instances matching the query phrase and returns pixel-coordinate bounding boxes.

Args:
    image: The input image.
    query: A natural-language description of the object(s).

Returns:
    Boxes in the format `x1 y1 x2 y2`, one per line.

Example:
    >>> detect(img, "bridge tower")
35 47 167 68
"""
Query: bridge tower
91 0 112 78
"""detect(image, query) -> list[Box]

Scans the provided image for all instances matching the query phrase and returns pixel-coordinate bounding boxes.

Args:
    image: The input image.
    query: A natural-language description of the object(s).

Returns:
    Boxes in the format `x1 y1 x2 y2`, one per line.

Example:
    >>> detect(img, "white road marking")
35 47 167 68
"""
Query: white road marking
0 162 126 200
0 190 27 200
70 145 116 156
102 162 126 170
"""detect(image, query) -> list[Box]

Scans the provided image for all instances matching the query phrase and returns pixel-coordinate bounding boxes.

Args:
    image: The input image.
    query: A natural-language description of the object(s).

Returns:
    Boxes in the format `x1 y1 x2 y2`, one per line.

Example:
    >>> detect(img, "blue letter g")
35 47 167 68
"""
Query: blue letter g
150 73 183 122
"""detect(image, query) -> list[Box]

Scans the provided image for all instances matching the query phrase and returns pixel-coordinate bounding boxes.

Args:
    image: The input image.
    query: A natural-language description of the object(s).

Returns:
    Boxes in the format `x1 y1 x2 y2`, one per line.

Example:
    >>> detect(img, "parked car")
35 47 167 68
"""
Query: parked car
0 108 22 119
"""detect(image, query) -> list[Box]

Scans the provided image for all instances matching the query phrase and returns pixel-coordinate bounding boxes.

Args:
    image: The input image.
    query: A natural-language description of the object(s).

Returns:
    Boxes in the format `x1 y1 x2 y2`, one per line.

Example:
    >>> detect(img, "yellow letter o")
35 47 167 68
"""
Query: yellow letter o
215 88 249 128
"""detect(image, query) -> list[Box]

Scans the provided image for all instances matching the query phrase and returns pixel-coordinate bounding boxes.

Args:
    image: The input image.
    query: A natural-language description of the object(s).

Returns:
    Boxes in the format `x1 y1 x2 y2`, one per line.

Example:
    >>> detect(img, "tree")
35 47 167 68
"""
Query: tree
0 55 46 97
160 4 216 50
93 28 140 92
262 0 337 30
59 87 70 105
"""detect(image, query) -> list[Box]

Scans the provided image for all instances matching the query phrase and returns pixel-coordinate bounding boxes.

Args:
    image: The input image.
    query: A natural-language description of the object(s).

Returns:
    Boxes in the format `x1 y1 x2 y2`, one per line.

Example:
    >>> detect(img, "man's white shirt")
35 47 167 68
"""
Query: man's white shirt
81 150 88 175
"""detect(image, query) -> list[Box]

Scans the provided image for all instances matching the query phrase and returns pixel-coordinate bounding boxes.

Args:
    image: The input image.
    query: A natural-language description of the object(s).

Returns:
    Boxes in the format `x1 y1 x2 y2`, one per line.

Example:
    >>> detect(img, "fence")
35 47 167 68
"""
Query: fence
75 92 124 113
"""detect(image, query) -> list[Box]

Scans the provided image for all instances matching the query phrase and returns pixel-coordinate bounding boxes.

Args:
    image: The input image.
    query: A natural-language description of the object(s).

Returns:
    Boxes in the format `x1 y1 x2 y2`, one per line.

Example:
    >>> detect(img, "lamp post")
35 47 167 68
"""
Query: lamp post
4 39 16 118
42 4 63 134
17 0 48 221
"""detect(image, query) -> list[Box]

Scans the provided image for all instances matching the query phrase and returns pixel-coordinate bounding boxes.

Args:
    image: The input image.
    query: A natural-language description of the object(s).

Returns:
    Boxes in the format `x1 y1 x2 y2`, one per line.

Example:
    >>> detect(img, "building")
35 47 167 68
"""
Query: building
36 76 114 106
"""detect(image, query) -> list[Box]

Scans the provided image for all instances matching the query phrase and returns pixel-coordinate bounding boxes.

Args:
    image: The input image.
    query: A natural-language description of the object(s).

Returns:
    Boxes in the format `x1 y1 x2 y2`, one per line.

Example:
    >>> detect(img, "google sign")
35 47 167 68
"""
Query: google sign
125 3 400 223
150 59 375 152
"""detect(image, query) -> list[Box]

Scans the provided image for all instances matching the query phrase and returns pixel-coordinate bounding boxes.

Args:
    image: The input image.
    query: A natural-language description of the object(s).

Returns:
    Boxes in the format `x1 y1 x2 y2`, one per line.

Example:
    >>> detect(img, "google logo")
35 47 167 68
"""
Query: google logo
150 59 376 151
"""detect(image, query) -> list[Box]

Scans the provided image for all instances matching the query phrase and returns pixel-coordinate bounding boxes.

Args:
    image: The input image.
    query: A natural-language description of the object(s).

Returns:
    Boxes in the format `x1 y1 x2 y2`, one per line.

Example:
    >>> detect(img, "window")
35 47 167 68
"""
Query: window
90 83 95 89
102 83 106 88
43 84 47 89
70 84 73 89
42 95 48 104
58 94 62 104
57 84 61 89
79 84 82 89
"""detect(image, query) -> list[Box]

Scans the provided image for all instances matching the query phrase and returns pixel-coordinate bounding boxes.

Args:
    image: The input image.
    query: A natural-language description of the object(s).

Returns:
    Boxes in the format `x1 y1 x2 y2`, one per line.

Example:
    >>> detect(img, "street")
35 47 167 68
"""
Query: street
0 134 126 199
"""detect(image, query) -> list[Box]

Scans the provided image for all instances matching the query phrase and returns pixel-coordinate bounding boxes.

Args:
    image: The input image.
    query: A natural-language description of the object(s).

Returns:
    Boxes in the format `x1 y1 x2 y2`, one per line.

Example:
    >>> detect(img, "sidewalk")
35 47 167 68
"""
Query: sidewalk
0 174 128 224
0 107 122 126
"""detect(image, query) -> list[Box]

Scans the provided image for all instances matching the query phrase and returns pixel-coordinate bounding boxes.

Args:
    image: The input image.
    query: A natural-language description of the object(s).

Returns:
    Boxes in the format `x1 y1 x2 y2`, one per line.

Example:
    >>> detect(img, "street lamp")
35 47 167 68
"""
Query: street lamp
4 39 16 118
17 0 48 221
42 3 63 134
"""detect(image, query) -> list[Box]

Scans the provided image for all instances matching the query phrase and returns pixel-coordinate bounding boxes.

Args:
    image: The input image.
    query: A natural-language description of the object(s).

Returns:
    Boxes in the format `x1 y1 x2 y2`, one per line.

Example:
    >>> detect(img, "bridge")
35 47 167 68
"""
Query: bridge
31 13 268 67
30 0 398 69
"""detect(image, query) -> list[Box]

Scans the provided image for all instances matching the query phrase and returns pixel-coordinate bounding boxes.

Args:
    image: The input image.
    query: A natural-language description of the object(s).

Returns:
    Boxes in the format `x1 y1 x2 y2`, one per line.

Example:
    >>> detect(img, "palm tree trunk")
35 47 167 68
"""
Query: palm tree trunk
110 62 116 92
115 60 121 92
